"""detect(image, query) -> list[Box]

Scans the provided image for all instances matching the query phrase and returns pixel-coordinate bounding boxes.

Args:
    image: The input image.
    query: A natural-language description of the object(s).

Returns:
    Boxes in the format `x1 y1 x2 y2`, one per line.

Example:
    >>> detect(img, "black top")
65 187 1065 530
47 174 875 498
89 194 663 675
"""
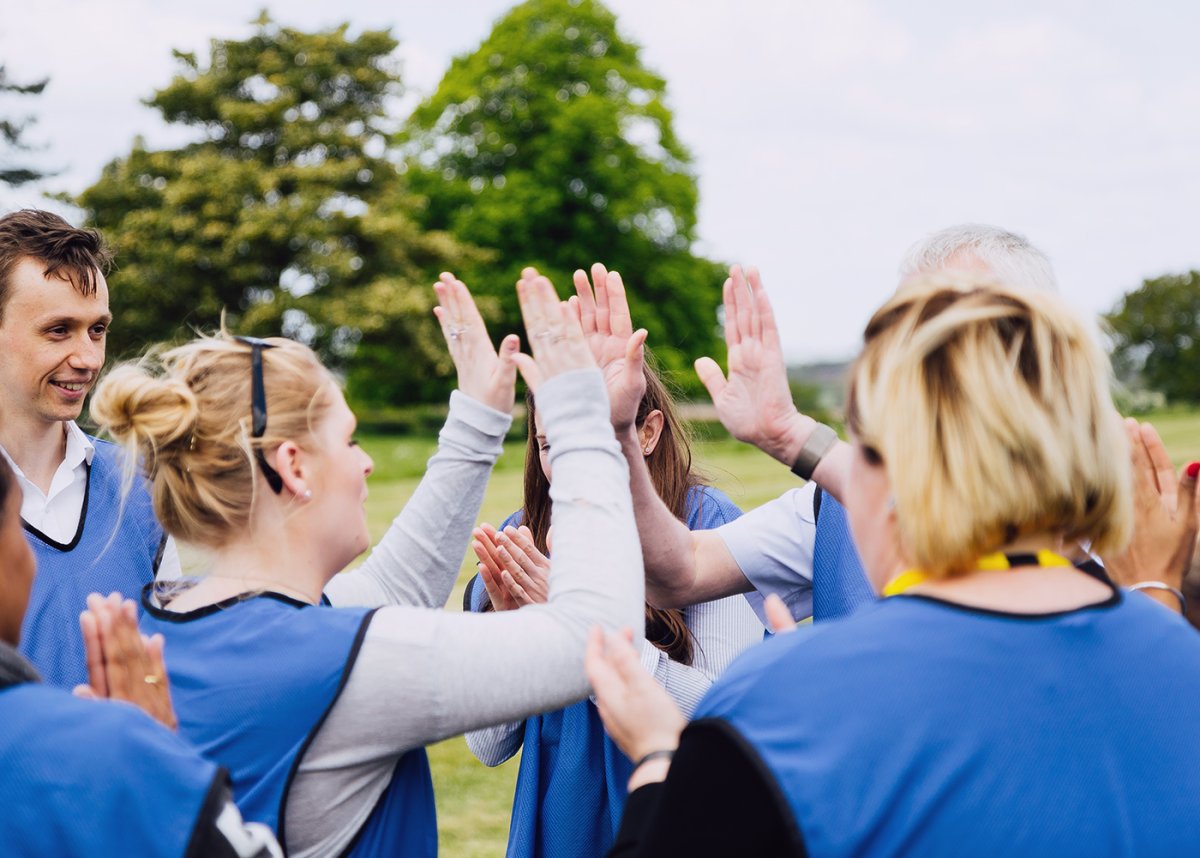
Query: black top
609 718 805 857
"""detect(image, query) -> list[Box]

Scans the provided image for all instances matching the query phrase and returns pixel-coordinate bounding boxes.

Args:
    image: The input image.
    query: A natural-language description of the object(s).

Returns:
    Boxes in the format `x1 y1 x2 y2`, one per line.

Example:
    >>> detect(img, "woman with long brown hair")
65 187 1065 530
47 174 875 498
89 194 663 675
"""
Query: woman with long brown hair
464 335 763 858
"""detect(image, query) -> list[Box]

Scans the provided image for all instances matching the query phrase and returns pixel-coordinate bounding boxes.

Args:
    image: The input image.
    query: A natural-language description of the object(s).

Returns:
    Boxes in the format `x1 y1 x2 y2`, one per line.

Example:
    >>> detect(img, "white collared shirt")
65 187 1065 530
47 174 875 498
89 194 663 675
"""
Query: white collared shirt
0 421 181 579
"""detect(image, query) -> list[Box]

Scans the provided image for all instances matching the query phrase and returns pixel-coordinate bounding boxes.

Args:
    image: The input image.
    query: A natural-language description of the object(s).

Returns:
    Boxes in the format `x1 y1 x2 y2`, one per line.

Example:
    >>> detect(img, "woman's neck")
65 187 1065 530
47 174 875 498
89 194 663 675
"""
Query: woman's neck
165 534 332 612
899 535 1113 614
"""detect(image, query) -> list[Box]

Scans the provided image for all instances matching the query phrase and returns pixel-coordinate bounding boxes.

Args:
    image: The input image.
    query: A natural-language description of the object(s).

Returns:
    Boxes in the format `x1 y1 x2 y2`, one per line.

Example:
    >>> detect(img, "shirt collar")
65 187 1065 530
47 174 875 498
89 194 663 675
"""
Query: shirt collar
63 420 95 468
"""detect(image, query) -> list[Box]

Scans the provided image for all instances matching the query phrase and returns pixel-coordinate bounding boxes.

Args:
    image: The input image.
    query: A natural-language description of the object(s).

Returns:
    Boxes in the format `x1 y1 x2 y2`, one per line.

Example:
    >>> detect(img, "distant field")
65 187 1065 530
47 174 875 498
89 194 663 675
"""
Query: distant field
351 407 1200 855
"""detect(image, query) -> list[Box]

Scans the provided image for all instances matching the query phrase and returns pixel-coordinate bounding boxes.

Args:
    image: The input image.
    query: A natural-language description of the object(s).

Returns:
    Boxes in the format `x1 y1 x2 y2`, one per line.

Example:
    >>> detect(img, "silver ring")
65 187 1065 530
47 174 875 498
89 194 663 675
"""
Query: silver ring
552 333 567 343
535 329 552 339
448 326 466 341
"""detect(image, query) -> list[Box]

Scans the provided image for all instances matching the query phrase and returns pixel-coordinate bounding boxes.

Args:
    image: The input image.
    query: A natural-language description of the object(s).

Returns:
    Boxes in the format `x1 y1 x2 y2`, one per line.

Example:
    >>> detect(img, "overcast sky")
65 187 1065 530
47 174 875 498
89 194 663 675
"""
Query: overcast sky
2 0 1197 361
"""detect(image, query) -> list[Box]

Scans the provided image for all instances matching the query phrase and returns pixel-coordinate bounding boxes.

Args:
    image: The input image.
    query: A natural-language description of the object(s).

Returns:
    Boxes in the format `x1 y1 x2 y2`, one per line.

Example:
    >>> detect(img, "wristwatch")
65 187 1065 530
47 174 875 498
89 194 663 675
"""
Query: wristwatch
790 423 839 481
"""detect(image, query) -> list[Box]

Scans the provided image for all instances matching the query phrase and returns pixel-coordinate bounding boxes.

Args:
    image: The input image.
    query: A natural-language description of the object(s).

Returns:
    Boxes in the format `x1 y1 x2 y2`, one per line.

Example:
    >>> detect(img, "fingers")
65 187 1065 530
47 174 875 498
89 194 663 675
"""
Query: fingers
592 262 612 336
72 684 98 700
694 356 728 404
604 627 650 683
496 332 520 384
746 267 780 352
721 275 740 348
763 593 798 634
624 328 648 383
604 270 634 338
729 265 755 346
501 525 548 567
81 595 108 698
1126 418 1157 507
573 268 598 334
499 569 534 606
516 267 561 359
1139 422 1177 510
1177 461 1200 530
513 352 544 393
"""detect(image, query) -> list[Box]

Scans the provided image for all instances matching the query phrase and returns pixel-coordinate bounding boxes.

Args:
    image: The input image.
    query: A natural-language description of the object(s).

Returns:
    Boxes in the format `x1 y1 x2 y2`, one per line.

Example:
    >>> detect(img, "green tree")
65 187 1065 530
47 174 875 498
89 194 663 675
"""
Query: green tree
1106 270 1200 403
0 64 50 187
400 0 725 380
74 16 482 405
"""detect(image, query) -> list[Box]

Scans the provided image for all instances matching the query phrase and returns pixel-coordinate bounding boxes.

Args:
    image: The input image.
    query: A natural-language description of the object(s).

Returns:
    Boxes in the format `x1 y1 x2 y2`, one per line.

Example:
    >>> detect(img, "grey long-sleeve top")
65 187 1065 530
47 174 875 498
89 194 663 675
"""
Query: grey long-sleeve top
287 369 645 857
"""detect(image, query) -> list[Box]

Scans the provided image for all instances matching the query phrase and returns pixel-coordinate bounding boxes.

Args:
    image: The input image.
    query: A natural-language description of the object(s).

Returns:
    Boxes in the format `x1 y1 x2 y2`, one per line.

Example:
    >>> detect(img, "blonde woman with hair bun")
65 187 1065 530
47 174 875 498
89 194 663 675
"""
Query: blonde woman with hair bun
91 269 645 858
588 276 1200 856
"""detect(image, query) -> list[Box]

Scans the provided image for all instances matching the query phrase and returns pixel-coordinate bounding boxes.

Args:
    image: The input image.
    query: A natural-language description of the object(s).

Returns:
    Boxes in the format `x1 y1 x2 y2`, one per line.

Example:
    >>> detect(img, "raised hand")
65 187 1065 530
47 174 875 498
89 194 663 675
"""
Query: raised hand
75 592 178 730
434 272 520 413
693 265 814 467
512 267 596 392
585 627 686 767
569 263 648 431
1102 419 1199 611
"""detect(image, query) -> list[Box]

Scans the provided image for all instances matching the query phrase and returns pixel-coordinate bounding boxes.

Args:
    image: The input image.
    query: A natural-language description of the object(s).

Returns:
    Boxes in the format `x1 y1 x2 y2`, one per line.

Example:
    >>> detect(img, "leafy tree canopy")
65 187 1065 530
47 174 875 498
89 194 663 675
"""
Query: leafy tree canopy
400 0 725 380
0 64 50 188
74 15 484 405
1106 270 1200 403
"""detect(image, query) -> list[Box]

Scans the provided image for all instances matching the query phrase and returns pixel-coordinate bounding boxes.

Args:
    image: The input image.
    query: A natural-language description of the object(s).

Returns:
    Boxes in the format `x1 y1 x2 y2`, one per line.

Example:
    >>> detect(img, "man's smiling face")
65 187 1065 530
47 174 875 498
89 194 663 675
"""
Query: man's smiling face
0 257 111 428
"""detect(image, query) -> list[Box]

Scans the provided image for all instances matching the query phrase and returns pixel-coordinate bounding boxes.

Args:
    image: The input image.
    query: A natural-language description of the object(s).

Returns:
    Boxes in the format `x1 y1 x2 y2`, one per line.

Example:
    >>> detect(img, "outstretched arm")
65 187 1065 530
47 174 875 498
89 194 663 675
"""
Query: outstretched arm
324 273 517 609
694 265 850 499
569 264 771 607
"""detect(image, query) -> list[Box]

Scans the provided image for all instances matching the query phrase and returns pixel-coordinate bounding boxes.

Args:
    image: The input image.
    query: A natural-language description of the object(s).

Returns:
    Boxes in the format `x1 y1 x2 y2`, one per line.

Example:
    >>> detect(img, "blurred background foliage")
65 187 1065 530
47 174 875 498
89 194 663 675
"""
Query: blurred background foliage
64 1 724 409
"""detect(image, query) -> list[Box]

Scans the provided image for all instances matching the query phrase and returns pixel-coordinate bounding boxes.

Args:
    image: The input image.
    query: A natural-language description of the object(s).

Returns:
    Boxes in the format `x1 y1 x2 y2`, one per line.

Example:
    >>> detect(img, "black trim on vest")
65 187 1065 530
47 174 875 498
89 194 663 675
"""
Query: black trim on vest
152 532 168 573
897 579 1123 620
811 484 823 524
140 583 313 622
278 607 380 856
22 461 91 552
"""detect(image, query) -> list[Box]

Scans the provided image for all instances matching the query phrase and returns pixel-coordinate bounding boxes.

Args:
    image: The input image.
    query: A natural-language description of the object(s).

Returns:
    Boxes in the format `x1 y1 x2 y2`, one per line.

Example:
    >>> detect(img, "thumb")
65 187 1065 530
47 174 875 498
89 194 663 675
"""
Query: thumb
764 593 798 634
513 353 543 393
73 684 98 700
694 356 727 403
1178 461 1200 524
624 329 648 379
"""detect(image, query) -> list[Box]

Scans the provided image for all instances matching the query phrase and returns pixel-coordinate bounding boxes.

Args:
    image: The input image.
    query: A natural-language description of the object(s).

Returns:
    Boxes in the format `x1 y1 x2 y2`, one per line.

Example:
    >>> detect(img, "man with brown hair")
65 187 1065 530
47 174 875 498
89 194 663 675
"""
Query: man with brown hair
0 208 178 690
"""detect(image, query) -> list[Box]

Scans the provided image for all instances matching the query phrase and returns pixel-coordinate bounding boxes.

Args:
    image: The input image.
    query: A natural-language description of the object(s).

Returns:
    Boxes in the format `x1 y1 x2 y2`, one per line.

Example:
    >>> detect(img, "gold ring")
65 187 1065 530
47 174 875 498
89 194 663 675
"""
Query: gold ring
144 674 162 685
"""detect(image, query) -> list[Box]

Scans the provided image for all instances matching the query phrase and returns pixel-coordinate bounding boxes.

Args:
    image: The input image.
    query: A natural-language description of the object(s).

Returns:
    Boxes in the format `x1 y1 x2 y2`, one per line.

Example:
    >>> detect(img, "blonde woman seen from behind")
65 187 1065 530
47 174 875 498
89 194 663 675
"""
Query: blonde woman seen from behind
589 276 1200 857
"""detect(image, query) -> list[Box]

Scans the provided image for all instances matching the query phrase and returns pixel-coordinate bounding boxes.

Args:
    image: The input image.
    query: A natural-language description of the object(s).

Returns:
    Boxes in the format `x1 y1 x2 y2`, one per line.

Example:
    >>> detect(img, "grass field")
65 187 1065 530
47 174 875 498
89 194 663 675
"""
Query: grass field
353 410 1200 856
353 430 801 856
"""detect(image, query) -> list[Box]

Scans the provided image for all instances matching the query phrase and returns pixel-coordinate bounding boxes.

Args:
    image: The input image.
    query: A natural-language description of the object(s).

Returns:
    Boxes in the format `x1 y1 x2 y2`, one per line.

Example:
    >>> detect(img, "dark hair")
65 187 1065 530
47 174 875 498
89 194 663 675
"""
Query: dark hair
522 351 700 665
0 209 112 322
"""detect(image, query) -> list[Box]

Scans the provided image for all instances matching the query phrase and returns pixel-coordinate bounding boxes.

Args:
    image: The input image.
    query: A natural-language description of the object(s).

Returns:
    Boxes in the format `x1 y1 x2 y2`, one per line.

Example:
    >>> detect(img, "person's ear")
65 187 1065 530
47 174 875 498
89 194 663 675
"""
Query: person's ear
637 409 665 457
272 441 312 501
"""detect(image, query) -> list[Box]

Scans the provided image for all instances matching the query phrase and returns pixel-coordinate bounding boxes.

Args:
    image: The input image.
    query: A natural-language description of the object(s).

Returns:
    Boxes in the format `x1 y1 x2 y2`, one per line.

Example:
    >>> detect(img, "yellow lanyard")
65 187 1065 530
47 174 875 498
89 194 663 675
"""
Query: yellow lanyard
882 550 1073 597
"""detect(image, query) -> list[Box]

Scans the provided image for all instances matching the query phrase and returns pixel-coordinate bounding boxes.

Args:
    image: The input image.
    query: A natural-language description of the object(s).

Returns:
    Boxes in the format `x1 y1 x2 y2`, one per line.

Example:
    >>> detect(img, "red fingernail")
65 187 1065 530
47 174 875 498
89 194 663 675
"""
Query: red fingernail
1187 462 1200 479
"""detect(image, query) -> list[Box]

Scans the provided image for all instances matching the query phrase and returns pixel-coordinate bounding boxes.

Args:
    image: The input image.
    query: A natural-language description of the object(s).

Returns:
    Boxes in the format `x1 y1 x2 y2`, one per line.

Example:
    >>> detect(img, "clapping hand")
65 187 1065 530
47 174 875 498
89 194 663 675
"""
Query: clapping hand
1102 419 1199 611
473 524 551 609
434 272 520 414
75 592 178 731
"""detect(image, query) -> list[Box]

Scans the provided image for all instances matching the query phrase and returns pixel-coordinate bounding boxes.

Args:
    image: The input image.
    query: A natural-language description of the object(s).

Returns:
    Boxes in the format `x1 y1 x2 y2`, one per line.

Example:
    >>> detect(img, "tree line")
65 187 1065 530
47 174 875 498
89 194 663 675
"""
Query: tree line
2 0 1196 405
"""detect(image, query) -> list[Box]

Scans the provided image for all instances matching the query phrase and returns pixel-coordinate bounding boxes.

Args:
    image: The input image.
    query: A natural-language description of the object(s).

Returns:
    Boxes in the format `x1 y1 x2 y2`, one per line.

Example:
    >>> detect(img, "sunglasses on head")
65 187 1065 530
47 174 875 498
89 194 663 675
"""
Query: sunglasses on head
234 336 284 494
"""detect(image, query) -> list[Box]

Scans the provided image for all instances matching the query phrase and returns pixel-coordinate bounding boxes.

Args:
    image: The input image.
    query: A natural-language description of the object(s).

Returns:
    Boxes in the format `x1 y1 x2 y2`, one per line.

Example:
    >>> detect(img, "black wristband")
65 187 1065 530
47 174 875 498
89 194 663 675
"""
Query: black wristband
790 423 839 481
632 748 675 773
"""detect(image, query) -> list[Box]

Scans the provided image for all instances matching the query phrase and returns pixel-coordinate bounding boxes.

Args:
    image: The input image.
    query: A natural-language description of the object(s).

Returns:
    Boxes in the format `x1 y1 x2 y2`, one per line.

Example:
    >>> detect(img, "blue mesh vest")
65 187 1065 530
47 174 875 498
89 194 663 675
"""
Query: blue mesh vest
0 680 218 856
140 590 436 856
697 592 1200 856
811 488 875 621
20 438 164 689
468 486 744 858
